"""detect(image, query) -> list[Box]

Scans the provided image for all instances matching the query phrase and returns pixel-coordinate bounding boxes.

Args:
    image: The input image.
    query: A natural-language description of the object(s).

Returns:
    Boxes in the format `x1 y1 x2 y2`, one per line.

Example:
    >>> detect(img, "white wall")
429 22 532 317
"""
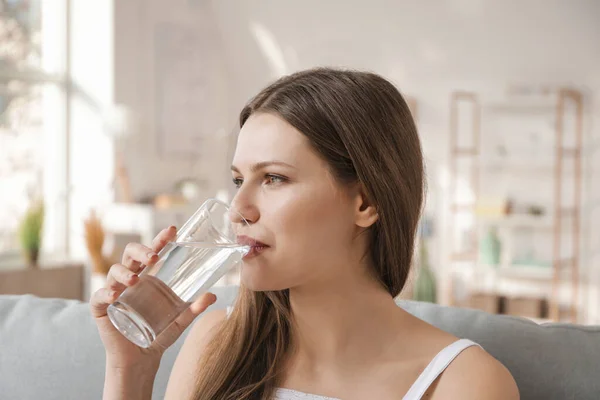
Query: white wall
114 0 235 203
109 0 600 321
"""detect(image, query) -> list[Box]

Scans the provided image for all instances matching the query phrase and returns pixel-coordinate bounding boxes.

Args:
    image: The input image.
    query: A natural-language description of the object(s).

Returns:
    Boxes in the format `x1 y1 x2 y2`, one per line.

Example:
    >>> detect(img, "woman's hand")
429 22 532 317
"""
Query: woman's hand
90 226 217 368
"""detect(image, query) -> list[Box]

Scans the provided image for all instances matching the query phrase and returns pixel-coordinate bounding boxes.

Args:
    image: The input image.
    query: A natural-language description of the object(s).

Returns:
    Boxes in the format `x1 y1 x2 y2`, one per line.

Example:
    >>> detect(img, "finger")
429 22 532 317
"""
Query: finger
90 288 118 318
151 226 177 253
105 263 140 291
121 242 158 272
177 293 217 329
153 293 217 350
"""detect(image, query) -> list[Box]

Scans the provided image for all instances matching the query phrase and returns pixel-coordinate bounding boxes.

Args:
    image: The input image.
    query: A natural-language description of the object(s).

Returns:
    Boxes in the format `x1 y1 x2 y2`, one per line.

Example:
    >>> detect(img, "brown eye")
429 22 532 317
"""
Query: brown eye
232 178 243 188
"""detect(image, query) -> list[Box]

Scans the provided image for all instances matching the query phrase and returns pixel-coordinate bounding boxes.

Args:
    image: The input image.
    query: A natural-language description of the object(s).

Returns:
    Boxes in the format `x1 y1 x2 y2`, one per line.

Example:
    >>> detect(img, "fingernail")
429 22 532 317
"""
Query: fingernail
147 252 157 260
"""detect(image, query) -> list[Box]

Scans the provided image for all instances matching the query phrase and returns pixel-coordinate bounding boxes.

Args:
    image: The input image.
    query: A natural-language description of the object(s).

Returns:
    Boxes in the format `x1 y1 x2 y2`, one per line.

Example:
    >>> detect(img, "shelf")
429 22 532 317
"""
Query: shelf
482 99 557 115
495 265 553 280
476 211 578 230
476 162 581 175
466 149 584 175
451 264 552 300
480 165 554 175
477 214 553 229
455 263 554 281
448 262 587 303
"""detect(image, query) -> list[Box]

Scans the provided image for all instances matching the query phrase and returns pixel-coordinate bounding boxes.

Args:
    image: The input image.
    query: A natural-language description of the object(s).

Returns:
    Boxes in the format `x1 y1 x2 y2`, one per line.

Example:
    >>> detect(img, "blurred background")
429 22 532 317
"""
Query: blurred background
0 0 598 325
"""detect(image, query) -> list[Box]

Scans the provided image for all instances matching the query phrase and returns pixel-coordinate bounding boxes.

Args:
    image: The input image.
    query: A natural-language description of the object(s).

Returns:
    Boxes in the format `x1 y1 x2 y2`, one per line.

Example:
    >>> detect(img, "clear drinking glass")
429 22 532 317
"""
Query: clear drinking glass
107 198 251 348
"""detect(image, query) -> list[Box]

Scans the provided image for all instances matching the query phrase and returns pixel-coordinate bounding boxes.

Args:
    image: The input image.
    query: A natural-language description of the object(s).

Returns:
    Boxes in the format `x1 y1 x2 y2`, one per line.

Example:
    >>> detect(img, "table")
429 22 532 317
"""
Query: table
0 259 85 301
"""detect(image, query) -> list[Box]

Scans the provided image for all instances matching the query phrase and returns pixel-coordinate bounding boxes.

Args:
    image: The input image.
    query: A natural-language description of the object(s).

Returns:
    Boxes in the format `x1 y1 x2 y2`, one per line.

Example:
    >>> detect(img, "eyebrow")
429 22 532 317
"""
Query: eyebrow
231 160 296 174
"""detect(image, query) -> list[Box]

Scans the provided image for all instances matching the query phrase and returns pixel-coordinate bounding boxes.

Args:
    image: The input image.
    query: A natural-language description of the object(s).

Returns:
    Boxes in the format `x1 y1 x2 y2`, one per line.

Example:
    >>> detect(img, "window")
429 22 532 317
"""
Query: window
0 0 66 255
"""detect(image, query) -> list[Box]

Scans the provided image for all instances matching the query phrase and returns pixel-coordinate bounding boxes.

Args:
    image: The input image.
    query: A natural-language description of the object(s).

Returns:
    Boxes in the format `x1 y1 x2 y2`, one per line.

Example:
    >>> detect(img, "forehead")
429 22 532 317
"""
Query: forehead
233 112 309 166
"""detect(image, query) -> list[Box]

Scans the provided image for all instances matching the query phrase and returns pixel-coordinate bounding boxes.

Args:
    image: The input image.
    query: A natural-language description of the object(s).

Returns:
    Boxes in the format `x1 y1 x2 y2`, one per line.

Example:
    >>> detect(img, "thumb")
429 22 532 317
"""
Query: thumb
153 292 217 350
189 292 217 317
177 292 217 329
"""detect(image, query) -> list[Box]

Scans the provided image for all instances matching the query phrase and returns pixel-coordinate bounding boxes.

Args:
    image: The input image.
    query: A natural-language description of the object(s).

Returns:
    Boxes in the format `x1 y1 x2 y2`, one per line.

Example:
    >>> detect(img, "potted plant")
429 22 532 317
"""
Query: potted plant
18 201 44 267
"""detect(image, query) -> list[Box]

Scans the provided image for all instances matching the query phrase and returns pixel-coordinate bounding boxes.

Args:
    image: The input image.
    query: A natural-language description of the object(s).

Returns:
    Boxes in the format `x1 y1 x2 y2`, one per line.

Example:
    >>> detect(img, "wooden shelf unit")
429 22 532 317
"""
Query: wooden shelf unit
447 88 584 323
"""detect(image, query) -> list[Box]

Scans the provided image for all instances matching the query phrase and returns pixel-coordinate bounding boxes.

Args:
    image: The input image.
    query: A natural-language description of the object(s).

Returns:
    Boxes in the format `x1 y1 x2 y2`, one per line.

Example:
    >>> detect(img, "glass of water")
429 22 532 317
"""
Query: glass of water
107 198 252 348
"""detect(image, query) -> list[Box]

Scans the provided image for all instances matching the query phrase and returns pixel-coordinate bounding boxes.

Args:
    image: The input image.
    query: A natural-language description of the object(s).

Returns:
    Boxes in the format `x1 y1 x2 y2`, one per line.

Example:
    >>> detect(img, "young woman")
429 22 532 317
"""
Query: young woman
91 68 519 400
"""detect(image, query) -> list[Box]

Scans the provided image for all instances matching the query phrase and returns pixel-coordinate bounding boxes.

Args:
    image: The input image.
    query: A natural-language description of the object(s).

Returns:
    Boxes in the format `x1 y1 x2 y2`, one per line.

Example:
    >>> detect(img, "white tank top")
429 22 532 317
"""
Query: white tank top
225 306 480 400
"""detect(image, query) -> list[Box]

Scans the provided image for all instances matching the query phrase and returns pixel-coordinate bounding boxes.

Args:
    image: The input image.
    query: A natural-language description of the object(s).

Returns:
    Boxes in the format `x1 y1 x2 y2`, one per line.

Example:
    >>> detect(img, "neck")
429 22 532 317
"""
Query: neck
286 265 407 371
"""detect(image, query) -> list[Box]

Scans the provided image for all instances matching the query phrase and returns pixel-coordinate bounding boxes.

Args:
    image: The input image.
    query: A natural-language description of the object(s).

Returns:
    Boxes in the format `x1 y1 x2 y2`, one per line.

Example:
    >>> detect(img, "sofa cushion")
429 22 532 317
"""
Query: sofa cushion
399 300 600 400
0 287 238 400
0 288 598 400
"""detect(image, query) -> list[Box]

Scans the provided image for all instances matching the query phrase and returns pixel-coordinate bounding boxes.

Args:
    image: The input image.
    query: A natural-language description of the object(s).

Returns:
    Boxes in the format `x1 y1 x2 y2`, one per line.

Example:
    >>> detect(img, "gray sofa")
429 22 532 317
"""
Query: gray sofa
1 287 598 400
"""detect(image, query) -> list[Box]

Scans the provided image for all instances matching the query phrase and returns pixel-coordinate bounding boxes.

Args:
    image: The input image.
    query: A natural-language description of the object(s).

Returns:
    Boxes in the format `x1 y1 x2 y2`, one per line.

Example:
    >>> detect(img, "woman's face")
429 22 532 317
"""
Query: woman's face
230 112 364 291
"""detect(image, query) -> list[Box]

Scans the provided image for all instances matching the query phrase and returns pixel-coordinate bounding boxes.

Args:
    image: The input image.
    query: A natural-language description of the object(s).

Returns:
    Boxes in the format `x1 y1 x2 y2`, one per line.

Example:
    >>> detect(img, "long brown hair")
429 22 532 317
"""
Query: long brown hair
192 68 424 400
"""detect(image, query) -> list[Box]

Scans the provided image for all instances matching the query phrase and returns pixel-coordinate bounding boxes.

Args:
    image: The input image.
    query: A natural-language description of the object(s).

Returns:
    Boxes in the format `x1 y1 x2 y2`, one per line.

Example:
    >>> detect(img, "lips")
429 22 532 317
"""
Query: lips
237 235 269 259
236 235 267 247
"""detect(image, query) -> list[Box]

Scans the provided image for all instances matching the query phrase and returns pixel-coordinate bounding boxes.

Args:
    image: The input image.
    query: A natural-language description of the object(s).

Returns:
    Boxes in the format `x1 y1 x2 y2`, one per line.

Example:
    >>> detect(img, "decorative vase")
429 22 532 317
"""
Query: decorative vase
480 226 501 266
413 240 437 303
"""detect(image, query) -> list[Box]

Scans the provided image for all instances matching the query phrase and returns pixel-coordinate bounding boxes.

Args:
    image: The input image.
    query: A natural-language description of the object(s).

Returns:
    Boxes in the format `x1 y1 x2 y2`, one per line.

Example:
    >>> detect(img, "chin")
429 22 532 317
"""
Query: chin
240 265 289 292
240 277 285 292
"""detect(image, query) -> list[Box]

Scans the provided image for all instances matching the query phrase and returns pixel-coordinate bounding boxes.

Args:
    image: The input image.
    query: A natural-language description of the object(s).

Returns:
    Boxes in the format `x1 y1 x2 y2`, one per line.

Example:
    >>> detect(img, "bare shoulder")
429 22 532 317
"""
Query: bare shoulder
164 309 228 399
431 345 520 400
396 312 518 399
185 308 228 346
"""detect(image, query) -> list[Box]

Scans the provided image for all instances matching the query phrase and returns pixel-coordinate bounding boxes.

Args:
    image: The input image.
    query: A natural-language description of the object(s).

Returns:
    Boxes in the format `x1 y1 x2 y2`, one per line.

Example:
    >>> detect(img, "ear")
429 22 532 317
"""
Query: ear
353 184 378 228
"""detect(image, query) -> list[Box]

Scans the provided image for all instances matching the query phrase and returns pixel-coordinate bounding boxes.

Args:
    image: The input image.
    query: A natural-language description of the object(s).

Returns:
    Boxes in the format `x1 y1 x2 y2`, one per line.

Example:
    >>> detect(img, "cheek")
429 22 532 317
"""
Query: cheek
240 182 354 291
270 184 353 265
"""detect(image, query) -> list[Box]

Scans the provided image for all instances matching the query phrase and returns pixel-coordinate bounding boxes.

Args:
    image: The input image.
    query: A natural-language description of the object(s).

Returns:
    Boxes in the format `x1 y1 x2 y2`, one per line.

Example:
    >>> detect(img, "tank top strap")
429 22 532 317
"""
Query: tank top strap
402 339 481 400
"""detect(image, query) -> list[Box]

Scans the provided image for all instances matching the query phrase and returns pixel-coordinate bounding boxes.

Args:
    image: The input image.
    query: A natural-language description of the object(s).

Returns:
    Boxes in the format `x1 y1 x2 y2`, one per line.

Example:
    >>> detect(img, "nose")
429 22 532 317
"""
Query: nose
229 192 259 226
